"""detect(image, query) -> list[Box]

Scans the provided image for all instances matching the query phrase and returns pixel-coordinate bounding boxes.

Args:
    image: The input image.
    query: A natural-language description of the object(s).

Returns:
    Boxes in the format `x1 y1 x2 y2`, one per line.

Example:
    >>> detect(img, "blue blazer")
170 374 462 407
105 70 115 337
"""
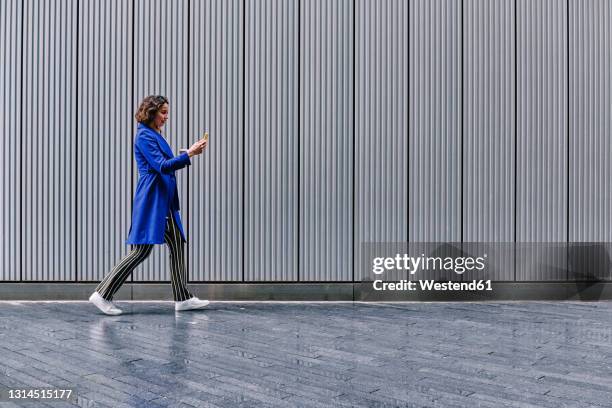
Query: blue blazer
126 123 191 244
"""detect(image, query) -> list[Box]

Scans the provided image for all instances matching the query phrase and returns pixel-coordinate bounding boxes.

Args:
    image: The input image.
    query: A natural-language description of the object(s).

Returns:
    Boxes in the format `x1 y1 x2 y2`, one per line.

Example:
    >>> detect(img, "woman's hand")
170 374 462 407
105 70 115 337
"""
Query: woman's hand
187 137 208 157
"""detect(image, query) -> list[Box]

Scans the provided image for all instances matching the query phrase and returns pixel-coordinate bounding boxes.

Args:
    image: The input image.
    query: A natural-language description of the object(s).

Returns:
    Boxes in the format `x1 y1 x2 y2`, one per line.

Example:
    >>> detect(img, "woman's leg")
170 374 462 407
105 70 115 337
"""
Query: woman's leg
164 213 193 302
95 244 154 300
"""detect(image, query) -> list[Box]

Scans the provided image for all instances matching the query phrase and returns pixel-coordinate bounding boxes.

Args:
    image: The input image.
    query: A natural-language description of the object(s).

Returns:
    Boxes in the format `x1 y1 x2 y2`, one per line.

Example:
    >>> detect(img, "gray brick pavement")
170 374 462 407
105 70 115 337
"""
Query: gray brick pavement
0 301 611 407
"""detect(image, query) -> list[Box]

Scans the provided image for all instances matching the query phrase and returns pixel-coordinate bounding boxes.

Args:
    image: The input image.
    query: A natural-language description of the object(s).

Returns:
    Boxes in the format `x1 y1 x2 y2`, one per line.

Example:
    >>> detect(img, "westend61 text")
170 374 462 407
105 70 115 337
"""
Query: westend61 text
373 280 493 291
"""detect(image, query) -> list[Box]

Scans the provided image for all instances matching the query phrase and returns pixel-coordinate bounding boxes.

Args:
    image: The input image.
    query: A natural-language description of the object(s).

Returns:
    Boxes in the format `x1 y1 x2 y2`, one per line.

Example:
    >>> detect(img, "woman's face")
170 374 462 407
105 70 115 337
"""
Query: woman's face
153 103 169 130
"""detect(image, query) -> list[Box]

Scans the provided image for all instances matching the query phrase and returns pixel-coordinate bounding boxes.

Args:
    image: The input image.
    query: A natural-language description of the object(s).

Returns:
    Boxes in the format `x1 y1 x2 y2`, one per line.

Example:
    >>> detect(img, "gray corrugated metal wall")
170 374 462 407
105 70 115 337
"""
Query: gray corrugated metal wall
78 0 133 282
189 0 244 281
409 0 461 282
22 0 77 281
244 0 298 281
463 0 515 281
516 0 568 280
0 0 22 281
409 0 461 245
569 0 612 280
301 0 353 281
2 0 612 284
133 0 189 282
355 0 408 282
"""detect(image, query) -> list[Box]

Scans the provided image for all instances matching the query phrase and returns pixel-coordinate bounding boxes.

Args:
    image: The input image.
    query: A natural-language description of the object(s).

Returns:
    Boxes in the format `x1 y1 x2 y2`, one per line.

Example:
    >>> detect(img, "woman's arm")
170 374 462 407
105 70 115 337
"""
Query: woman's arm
135 133 191 174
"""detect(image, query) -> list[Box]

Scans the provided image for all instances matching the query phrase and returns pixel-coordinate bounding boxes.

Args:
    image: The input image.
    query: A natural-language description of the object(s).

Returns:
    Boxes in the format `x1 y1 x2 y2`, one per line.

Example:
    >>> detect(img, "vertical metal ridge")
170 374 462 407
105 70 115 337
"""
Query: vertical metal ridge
188 0 243 282
242 0 246 283
22 0 76 281
74 0 79 283
513 0 517 282
517 0 568 280
355 0 408 281
186 0 190 284
297 0 300 282
461 0 464 245
0 0 22 281
565 0 570 282
300 0 353 281
351 0 356 286
463 0 515 281
408 0 461 281
133 0 188 281
20 0 24 282
129 0 135 291
406 0 410 250
245 0 298 281
77 0 133 282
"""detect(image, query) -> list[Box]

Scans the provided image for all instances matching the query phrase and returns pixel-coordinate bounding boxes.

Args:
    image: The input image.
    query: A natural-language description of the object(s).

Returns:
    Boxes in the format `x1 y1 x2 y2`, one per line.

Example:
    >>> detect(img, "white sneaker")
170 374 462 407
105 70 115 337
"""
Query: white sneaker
175 297 210 311
89 292 122 316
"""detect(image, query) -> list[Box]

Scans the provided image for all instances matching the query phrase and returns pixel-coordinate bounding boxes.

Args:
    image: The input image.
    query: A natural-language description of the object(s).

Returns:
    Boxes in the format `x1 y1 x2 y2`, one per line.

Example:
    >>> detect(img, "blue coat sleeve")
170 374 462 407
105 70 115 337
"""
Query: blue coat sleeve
135 133 191 174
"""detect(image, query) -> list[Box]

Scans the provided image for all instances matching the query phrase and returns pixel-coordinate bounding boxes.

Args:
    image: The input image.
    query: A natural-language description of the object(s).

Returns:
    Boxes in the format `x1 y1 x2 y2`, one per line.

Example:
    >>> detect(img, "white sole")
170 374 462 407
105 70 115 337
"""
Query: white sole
91 303 122 316
175 300 210 312
89 293 122 315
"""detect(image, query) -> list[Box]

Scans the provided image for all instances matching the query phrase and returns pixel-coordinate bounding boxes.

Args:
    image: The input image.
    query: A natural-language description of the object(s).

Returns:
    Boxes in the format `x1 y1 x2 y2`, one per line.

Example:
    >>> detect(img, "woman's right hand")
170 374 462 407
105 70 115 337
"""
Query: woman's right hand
187 137 208 157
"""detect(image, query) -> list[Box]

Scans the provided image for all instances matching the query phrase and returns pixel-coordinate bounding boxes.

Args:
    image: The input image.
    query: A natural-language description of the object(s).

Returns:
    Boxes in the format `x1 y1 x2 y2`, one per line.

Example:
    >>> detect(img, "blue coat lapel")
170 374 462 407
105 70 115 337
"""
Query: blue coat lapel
154 133 174 158
137 123 174 158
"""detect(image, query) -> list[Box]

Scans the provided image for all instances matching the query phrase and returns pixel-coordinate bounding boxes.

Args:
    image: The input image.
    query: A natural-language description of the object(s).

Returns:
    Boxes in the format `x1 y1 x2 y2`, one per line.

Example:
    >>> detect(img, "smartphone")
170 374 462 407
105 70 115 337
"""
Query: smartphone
180 132 209 153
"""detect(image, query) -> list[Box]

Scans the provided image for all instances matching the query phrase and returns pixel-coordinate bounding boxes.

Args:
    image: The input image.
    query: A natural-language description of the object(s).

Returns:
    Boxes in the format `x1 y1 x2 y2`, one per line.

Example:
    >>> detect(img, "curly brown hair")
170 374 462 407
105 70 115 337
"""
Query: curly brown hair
134 95 169 126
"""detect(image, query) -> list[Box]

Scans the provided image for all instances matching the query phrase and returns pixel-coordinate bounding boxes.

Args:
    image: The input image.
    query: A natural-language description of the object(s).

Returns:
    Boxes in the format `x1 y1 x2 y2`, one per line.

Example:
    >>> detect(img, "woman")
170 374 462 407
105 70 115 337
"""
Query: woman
89 95 209 315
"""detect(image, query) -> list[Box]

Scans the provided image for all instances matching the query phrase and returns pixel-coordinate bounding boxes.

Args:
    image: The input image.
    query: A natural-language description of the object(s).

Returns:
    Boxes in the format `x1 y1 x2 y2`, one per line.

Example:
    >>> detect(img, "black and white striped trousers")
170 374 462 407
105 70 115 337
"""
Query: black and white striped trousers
95 211 193 302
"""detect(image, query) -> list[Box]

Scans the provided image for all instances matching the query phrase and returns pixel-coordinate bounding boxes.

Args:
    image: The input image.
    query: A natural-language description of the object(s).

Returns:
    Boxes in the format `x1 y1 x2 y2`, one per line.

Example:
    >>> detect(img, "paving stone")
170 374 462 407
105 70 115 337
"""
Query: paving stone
1 301 612 407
